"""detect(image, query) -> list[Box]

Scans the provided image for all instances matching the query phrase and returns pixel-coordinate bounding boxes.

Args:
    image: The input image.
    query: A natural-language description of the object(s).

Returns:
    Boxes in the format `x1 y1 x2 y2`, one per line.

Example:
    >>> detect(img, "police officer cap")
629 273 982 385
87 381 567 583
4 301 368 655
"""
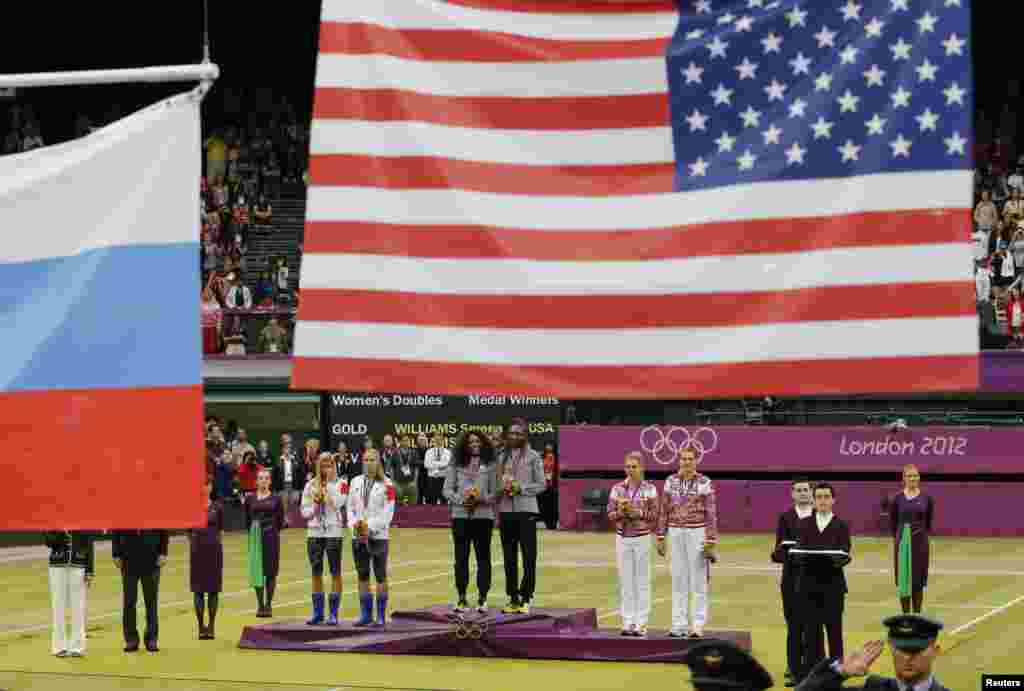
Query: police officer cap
683 640 773 691
882 614 943 651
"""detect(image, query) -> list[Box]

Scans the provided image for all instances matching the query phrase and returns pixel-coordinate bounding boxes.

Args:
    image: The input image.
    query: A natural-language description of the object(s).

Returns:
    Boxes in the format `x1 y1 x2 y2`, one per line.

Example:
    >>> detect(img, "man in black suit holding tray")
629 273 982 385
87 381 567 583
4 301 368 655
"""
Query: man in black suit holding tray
772 477 818 686
790 482 851 682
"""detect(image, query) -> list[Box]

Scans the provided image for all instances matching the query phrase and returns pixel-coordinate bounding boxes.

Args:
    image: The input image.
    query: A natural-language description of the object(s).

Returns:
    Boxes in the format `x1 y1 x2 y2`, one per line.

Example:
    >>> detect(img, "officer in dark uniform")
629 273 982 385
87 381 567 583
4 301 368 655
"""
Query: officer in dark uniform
111 529 169 653
796 615 949 691
683 640 774 691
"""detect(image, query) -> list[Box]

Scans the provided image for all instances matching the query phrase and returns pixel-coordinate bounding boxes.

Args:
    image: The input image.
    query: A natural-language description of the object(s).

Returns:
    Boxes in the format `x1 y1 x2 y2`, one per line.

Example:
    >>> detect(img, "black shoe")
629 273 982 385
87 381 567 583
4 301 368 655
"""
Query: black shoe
124 642 139 653
145 641 159 652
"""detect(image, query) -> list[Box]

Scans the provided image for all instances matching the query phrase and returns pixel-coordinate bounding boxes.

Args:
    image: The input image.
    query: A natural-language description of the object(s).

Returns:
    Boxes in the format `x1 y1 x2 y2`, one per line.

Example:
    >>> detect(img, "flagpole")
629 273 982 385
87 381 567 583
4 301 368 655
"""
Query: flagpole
0 63 220 90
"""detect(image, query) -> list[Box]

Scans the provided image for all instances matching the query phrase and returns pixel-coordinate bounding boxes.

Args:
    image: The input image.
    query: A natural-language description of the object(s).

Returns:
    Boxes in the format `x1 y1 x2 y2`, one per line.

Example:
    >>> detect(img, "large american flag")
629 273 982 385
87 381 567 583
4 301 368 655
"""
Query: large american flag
291 0 976 398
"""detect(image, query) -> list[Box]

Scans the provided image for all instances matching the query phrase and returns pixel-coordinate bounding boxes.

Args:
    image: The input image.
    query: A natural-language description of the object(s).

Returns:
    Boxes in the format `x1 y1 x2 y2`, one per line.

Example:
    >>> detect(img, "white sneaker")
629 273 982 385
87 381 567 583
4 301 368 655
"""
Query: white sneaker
634 625 648 637
669 629 687 638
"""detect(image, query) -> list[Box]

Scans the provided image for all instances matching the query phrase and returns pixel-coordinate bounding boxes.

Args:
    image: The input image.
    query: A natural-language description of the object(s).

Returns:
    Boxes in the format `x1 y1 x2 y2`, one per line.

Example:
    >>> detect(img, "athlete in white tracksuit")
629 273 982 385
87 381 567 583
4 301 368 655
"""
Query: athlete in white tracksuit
607 452 659 636
656 445 719 638
300 453 348 625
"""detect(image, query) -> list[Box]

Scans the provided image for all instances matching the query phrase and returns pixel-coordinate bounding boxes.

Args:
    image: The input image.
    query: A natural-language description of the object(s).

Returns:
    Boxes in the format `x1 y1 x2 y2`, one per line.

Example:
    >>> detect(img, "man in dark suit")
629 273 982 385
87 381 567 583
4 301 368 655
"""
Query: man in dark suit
683 640 774 691
793 482 851 680
772 477 817 686
112 530 169 652
796 615 948 691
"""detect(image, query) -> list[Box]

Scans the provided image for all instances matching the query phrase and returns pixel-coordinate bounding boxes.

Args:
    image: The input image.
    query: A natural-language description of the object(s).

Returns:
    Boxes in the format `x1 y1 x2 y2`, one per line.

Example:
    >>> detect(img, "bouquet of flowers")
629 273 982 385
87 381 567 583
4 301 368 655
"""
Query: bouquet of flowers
354 519 370 547
502 474 521 498
464 486 481 514
617 497 633 520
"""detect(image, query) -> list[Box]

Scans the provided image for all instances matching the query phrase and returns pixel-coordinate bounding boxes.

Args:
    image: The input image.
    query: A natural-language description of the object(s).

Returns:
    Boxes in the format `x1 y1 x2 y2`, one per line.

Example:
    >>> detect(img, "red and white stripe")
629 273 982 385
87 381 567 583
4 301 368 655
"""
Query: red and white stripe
292 0 978 398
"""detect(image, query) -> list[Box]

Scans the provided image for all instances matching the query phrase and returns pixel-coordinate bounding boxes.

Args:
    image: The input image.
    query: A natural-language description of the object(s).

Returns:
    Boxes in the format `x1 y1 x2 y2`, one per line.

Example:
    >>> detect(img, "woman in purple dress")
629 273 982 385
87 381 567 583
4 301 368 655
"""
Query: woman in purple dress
246 469 285 617
889 464 935 614
190 475 223 639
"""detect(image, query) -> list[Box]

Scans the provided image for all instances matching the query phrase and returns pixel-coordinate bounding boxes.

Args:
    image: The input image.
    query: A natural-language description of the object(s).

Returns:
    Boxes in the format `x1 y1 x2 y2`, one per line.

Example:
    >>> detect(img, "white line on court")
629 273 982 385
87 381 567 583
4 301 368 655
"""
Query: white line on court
0 557 488 637
949 593 1024 636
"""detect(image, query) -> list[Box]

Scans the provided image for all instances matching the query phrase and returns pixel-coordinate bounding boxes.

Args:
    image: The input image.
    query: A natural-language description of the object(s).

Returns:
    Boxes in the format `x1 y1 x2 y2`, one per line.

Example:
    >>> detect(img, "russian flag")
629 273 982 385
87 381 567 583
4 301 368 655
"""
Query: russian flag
0 91 206 530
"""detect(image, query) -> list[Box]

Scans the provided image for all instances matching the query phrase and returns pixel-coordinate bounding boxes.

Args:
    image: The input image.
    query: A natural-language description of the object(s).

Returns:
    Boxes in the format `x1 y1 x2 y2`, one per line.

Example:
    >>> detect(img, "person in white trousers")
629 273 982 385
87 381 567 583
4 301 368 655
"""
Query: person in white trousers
657 445 719 638
45 531 96 657
606 452 659 637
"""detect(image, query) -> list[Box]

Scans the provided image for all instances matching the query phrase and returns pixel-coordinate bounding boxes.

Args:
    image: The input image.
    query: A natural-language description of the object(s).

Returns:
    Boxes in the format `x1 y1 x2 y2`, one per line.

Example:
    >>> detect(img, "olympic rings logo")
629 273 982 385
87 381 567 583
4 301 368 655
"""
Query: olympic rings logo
639 426 719 466
446 612 489 640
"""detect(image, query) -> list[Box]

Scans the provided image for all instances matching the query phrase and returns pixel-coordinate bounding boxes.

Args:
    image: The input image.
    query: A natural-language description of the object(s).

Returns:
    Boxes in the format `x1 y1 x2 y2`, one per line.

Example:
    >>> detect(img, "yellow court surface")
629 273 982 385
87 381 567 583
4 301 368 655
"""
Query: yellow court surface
1 528 1021 690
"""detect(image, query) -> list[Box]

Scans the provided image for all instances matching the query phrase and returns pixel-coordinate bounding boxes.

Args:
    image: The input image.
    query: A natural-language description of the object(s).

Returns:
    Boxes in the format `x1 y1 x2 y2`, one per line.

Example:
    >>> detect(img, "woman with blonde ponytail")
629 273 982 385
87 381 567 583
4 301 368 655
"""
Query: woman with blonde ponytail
301 453 348 625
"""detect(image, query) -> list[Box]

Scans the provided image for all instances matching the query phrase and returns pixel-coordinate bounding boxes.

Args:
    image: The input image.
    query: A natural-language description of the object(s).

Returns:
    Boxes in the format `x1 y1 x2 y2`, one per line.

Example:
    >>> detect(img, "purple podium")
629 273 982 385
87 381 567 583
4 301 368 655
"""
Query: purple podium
239 606 751 663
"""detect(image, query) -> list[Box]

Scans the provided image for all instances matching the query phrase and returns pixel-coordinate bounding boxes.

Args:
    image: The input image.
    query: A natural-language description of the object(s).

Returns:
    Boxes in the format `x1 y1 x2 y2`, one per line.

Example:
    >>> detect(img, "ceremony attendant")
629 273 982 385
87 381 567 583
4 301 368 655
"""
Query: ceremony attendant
348 449 397 626
772 477 816 686
656 444 718 638
796 615 948 691
497 418 546 613
112 528 168 653
889 465 934 614
189 475 223 640
793 483 852 679
246 468 285 617
606 452 658 636
45 530 95 657
443 431 498 612
301 453 348 625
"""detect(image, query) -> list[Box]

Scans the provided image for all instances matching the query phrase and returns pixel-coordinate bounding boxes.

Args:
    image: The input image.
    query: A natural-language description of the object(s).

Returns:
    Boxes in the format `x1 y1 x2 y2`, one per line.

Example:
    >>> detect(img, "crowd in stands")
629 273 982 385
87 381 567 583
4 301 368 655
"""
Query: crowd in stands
973 138 1024 348
198 117 311 356
203 417 561 528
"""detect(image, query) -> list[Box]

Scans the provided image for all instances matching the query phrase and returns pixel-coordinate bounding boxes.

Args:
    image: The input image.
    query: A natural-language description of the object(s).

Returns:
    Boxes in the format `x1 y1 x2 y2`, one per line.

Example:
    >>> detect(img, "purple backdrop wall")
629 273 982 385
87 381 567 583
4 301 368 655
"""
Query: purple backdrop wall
559 426 1024 473
559 480 1024 537
556 425 1024 536
982 350 1024 391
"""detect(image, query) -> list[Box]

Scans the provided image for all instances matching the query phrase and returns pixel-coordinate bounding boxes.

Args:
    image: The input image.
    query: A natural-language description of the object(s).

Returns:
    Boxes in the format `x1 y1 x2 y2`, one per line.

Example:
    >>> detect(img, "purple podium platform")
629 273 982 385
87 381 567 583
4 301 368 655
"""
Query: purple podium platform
239 606 751 663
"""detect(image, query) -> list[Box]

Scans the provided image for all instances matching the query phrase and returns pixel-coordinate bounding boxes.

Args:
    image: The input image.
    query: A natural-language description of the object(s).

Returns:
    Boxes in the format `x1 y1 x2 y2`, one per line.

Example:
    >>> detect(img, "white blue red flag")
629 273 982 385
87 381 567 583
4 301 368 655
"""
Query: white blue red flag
293 0 976 398
0 92 206 529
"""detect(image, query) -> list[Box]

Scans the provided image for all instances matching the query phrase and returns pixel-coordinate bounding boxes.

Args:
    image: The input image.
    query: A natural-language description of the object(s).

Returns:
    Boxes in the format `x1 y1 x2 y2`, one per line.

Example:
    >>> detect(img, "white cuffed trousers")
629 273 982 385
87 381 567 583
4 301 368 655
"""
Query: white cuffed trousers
615 534 651 629
668 526 709 633
49 566 87 655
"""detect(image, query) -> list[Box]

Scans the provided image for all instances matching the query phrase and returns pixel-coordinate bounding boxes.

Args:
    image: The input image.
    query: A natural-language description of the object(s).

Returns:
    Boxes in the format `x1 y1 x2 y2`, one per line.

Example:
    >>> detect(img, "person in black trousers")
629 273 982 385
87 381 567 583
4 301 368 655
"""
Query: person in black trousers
415 432 430 504
793 483 852 681
443 431 498 612
112 529 169 653
771 478 817 687
496 418 546 613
